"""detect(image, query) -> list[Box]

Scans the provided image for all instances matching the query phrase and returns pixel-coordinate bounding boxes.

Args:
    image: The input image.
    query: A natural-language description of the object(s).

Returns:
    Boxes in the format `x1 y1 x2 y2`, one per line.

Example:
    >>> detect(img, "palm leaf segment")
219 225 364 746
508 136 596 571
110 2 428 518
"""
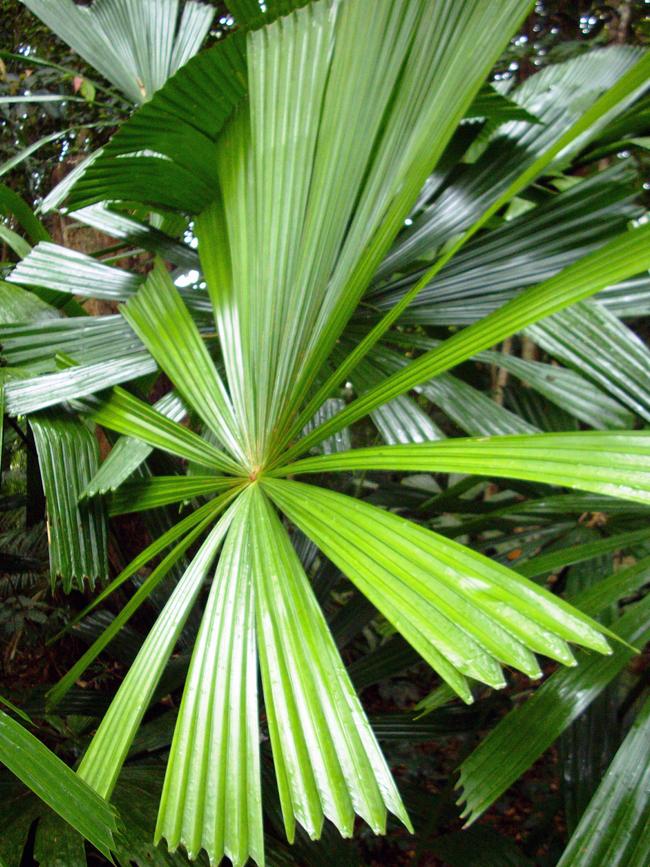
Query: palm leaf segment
51 2 650 865
22 0 215 104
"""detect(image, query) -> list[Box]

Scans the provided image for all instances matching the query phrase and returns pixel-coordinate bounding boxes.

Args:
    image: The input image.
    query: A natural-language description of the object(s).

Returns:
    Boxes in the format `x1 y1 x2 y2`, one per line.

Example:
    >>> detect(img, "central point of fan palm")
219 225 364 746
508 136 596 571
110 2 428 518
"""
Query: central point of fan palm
248 466 262 482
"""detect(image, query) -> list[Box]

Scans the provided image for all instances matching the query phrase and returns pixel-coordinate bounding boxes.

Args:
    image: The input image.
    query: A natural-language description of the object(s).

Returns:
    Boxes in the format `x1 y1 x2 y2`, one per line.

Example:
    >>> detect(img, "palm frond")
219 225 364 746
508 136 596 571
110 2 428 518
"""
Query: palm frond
285 222 650 459
457 569 650 824
22 0 214 103
278 431 650 506
30 411 108 590
527 299 650 422
558 694 650 867
0 710 118 860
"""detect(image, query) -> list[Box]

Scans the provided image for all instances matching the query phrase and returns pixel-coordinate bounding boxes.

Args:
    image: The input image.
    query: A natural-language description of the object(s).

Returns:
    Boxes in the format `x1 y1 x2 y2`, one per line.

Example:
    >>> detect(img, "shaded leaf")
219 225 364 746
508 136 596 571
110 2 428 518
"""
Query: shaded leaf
480 351 635 430
527 299 650 423
22 0 214 103
68 32 247 210
371 161 641 326
375 46 646 281
557 695 650 867
107 475 237 515
0 711 118 861
77 504 238 797
82 390 186 497
30 411 108 591
284 221 650 460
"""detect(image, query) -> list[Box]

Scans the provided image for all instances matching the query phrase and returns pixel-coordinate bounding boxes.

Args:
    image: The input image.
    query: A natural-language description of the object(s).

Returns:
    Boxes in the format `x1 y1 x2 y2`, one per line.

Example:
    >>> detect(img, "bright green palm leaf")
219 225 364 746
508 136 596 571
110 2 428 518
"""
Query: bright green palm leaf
198 0 534 466
276 431 650 505
155 487 262 867
264 479 614 699
77 500 239 797
557 694 650 867
121 263 245 463
156 484 410 865
279 220 650 463
89 385 240 473
249 487 409 840
457 587 650 824
0 711 119 861
15 4 650 865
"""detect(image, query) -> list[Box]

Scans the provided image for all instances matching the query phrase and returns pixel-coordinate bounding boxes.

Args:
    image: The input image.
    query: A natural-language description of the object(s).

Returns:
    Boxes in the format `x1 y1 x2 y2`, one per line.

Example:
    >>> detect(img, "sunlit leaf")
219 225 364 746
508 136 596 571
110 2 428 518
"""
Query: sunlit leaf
265 479 612 699
278 431 650 506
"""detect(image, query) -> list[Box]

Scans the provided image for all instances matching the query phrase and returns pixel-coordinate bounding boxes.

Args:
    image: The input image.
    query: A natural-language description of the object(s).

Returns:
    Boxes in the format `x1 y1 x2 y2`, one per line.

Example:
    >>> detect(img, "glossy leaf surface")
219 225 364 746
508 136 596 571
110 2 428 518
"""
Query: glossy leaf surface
278 431 650 505
30 411 108 590
557 695 650 867
457 588 650 823
0 711 118 860
265 479 611 699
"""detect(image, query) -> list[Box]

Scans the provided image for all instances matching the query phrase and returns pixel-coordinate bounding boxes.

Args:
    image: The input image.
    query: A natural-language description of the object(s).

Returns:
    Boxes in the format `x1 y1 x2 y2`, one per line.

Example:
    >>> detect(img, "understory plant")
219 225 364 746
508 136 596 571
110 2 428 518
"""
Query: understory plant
1 1 650 865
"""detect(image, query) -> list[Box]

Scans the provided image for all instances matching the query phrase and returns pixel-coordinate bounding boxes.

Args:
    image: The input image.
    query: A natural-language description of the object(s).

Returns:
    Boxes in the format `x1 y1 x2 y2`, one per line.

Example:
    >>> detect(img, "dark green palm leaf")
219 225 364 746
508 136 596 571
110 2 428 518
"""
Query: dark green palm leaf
0 710 119 860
